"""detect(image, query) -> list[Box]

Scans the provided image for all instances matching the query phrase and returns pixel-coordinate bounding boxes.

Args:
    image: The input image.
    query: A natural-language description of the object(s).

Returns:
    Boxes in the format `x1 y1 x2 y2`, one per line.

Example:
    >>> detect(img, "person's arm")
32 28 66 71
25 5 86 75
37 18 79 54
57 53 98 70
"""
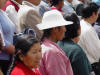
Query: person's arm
0 23 15 54
5 5 17 25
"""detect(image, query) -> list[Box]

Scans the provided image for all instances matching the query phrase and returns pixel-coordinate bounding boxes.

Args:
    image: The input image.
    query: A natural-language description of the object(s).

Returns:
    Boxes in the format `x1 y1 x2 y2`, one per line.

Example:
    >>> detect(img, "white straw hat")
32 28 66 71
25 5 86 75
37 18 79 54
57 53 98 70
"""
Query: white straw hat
37 10 73 30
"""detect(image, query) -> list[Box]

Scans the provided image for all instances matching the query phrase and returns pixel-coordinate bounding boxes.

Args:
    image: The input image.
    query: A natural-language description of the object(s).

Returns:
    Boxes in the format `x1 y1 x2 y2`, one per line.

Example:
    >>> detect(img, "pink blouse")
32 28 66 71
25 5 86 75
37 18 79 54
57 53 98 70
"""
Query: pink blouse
39 38 73 75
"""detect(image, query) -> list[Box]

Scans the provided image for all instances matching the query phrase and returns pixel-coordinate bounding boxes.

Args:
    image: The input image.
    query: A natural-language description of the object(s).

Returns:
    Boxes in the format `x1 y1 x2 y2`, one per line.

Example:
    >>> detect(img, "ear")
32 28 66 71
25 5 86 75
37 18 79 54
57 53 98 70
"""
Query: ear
19 54 24 62
92 12 96 17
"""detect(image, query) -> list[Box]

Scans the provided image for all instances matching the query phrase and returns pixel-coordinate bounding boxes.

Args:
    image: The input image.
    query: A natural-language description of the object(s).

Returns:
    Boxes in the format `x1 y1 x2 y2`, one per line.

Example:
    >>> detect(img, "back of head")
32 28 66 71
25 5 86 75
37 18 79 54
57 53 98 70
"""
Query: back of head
81 2 99 18
50 0 63 6
63 13 80 40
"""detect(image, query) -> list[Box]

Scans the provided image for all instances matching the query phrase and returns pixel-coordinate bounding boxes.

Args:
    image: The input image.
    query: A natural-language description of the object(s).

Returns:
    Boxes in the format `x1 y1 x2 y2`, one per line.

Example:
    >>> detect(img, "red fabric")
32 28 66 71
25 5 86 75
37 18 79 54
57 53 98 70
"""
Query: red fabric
2 0 19 12
11 62 41 75
51 6 62 12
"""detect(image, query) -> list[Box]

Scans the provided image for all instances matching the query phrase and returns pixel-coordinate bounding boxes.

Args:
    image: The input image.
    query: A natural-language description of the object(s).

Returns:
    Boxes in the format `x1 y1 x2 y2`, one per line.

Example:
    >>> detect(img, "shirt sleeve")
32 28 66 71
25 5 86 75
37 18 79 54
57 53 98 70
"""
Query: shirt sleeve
0 30 5 47
5 5 17 25
0 22 11 48
40 50 70 75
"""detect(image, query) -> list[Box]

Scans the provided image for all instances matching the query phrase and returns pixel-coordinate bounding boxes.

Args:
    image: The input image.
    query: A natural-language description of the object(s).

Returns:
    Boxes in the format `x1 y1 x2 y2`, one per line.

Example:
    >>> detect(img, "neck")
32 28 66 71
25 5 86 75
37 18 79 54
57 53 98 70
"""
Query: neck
71 37 79 43
47 36 57 43
83 18 93 24
54 5 61 9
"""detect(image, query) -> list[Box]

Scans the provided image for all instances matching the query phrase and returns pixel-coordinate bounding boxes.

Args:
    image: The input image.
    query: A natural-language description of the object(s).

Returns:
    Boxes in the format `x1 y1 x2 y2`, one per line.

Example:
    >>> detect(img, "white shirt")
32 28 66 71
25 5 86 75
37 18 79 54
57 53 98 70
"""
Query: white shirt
5 0 20 32
22 1 39 11
78 19 100 64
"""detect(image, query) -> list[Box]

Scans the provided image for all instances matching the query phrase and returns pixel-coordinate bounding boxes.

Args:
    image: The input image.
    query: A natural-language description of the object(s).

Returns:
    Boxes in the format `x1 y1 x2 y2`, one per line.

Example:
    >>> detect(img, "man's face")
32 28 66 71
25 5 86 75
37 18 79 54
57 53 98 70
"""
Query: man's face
55 26 66 41
0 0 6 8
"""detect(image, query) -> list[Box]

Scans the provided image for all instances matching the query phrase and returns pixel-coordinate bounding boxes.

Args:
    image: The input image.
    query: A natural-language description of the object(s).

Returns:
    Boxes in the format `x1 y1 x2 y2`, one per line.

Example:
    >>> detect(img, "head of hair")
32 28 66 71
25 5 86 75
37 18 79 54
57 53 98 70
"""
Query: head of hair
63 13 80 40
50 0 63 6
81 2 99 18
41 27 61 41
7 34 39 75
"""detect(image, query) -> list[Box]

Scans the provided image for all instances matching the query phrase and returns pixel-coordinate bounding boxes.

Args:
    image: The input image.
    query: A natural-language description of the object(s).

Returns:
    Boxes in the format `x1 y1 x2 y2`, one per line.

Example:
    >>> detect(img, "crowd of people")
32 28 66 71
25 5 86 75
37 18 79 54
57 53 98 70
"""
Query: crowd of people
0 0 100 75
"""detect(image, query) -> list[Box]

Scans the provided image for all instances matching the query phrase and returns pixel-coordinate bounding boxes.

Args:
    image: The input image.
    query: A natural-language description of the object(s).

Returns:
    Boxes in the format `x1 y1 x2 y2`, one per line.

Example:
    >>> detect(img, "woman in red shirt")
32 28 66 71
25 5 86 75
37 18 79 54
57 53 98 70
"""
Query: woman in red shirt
7 35 42 75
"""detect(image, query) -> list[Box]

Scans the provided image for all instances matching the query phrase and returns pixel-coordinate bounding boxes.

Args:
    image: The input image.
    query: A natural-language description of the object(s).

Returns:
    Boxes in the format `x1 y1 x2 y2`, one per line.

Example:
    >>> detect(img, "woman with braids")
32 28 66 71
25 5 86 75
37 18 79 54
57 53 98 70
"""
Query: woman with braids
7 35 42 75
50 0 64 12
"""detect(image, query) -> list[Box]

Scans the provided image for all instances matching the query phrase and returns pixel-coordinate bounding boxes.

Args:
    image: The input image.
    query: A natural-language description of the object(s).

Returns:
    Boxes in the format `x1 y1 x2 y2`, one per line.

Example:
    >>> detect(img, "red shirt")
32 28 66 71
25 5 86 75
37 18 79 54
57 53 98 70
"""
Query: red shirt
51 6 62 12
2 0 19 12
11 62 41 75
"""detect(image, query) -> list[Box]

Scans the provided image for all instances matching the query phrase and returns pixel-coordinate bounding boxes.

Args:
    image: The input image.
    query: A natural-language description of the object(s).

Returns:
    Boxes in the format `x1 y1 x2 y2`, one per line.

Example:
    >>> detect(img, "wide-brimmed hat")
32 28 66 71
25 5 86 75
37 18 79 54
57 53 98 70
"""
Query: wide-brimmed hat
37 10 73 30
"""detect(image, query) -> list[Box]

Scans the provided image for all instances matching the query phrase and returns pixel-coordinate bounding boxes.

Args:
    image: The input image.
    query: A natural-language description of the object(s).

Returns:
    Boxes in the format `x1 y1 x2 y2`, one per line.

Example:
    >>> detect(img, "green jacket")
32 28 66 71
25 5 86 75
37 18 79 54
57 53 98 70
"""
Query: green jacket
58 39 92 75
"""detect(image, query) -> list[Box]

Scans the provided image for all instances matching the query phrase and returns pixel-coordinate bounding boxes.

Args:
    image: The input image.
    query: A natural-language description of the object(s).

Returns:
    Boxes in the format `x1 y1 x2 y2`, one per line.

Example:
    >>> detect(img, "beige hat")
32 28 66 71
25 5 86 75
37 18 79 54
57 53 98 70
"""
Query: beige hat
37 10 73 30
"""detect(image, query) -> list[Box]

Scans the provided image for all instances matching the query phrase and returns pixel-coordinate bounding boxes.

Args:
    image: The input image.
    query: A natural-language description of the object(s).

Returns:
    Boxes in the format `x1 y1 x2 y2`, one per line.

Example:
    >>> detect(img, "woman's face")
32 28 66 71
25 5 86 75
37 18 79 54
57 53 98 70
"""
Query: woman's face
20 42 42 69
56 26 66 41
0 0 6 9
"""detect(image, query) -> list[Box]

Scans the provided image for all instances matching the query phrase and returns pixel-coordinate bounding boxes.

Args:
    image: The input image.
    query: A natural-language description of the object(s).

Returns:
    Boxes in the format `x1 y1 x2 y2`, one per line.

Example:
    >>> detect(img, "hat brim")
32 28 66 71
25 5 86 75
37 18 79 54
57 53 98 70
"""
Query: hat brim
37 20 73 30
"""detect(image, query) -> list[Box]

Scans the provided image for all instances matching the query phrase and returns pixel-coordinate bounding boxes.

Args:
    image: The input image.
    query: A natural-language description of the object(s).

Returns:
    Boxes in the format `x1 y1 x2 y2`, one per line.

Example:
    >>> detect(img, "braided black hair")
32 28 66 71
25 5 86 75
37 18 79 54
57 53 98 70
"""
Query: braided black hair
7 34 39 75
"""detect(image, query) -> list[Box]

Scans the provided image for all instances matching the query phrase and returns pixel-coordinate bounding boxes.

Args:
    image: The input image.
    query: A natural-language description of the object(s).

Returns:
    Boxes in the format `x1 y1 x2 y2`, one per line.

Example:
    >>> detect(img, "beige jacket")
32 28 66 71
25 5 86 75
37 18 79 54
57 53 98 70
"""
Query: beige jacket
17 1 43 40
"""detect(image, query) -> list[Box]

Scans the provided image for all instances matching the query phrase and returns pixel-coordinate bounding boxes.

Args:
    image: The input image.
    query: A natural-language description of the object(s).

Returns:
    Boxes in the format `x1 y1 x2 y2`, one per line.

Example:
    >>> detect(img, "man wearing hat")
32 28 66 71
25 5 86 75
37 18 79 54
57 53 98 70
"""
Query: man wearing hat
37 10 73 75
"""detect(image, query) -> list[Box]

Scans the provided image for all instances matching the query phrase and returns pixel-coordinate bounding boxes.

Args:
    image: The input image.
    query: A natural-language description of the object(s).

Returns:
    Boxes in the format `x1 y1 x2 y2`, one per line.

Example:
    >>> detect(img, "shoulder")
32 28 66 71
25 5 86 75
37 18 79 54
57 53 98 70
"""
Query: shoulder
58 40 85 60
11 66 25 75
18 5 39 18
41 43 59 54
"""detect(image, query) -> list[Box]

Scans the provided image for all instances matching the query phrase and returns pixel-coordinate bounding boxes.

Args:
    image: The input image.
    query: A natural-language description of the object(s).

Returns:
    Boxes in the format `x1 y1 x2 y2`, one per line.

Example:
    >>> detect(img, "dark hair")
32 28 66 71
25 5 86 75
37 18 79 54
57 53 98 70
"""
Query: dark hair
82 2 99 18
76 4 84 16
41 27 61 41
7 34 39 75
63 13 80 40
50 0 63 6
41 28 52 41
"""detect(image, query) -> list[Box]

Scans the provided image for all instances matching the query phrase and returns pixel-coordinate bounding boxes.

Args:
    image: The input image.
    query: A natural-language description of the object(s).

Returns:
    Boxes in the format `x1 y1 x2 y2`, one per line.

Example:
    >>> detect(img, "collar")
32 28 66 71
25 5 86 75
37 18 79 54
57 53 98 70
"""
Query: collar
22 1 37 8
42 38 62 50
82 19 92 27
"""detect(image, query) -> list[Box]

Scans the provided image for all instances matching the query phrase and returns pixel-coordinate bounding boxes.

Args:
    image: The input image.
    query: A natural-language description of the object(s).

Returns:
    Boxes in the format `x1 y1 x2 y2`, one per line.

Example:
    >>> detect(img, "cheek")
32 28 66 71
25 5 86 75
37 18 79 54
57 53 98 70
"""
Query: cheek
58 31 65 40
23 54 36 68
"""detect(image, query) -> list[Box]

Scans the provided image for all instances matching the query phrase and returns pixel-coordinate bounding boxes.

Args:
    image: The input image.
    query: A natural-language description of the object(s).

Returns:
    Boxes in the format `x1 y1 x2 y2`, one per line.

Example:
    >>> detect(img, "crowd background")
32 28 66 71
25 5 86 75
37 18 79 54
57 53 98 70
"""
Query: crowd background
0 0 100 75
